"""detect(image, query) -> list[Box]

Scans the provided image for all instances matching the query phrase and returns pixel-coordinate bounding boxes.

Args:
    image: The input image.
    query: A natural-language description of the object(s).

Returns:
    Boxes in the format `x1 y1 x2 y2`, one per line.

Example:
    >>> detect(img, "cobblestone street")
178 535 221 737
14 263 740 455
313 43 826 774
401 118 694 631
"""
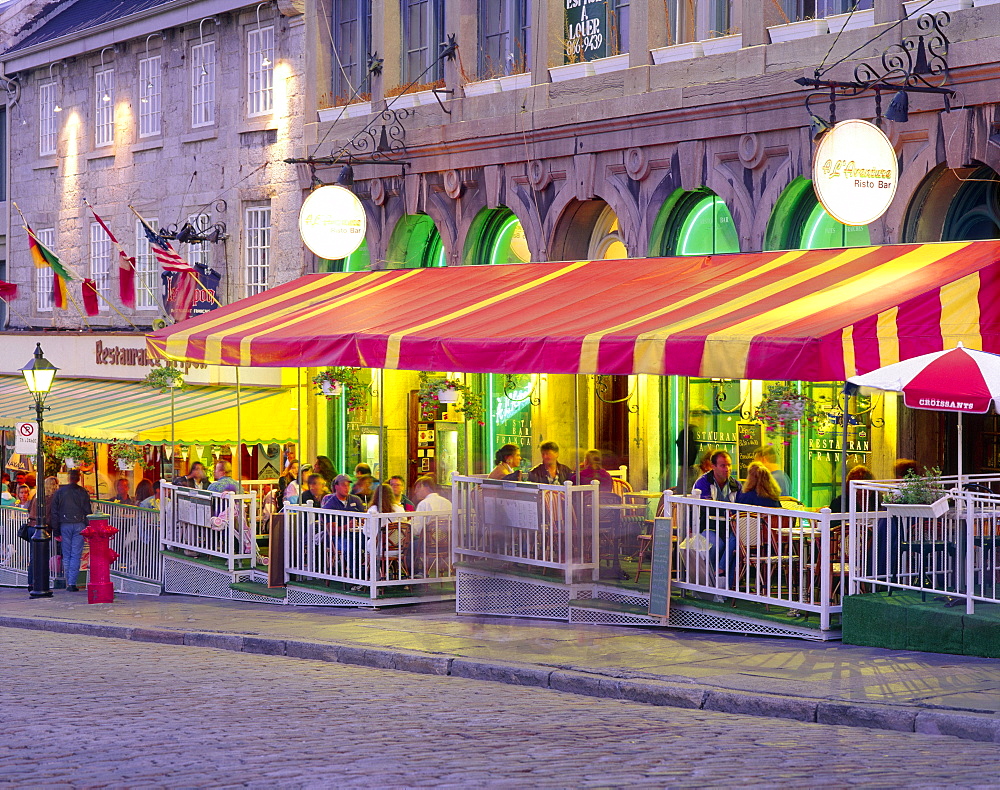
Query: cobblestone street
2 628 999 788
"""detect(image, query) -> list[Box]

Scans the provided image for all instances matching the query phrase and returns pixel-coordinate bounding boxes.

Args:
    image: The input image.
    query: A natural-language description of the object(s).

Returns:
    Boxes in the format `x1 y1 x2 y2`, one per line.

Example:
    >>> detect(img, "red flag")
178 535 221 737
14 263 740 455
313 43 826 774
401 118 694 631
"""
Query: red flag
168 272 198 322
86 202 137 309
0 280 17 300
82 279 100 316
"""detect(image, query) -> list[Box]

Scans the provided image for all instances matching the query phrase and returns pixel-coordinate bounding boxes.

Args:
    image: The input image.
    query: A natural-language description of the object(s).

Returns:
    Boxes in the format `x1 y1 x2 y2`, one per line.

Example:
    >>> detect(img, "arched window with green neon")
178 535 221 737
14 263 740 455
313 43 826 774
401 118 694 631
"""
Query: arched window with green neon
319 238 371 273
765 177 871 251
464 207 531 266
649 189 740 256
386 214 446 269
942 165 1000 241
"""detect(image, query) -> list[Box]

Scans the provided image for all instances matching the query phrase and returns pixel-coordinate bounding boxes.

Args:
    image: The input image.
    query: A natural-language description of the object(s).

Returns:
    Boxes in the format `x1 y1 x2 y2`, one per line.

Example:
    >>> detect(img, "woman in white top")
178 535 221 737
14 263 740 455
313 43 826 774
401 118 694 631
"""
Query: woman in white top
367 484 405 515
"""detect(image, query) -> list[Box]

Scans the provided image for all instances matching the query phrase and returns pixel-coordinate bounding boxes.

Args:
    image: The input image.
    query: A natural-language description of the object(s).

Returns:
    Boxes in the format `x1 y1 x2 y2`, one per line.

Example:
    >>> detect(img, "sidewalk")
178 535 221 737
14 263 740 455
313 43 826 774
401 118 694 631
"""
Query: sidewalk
2 588 999 743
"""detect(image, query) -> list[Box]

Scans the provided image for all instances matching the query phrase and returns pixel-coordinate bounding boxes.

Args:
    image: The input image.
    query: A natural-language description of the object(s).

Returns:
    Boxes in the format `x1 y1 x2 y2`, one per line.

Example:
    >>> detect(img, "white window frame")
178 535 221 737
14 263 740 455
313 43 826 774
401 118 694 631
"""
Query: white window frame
247 25 275 117
186 213 212 268
90 222 112 304
244 206 271 297
95 68 115 147
35 228 56 312
38 82 58 156
135 217 160 310
191 41 216 128
138 55 162 137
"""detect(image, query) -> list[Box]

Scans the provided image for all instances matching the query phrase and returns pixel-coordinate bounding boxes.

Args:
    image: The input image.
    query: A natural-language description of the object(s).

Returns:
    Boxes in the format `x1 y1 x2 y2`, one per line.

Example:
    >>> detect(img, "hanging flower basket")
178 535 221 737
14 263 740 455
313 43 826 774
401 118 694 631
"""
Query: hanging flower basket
753 384 818 439
417 373 485 425
142 366 185 394
54 440 93 467
437 388 460 404
311 367 369 411
109 440 144 469
65 458 76 469
117 459 133 471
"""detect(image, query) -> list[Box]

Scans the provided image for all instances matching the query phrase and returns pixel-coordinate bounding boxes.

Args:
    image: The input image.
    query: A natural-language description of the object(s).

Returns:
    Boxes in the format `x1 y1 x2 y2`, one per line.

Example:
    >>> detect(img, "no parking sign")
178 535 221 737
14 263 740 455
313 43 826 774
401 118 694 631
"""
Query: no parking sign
14 422 38 455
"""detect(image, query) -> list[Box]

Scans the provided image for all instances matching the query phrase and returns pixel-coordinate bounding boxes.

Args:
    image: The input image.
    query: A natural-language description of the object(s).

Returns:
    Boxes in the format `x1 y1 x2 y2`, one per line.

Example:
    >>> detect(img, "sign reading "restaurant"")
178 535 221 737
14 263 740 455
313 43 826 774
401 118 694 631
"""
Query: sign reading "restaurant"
95 340 206 371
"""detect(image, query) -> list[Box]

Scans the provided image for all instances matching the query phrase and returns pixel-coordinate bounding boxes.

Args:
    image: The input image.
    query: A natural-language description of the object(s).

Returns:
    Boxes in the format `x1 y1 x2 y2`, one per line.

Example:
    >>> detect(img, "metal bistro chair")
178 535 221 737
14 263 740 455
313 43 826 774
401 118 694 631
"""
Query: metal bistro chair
634 494 668 582
733 512 798 609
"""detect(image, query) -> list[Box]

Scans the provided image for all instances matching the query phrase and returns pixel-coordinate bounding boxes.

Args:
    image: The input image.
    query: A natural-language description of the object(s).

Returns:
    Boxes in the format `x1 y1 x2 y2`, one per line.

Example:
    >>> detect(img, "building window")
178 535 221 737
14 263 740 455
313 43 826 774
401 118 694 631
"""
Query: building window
138 55 161 137
611 0 629 54
89 222 112 303
245 206 271 296
187 213 212 268
39 82 58 155
782 0 872 20
478 0 530 79
332 0 372 103
95 68 115 147
35 228 56 312
247 25 275 116
402 0 445 83
135 217 160 310
191 40 216 127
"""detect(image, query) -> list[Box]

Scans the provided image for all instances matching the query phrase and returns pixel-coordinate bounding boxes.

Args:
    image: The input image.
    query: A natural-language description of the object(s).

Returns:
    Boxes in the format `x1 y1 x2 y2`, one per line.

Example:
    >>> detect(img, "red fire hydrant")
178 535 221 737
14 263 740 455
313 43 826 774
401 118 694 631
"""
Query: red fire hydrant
82 514 118 604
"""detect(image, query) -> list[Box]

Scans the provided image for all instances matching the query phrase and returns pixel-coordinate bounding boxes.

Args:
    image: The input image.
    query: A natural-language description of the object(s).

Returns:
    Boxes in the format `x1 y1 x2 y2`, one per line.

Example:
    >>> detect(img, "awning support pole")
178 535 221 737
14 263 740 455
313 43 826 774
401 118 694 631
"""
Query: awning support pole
682 376 691 494
236 367 242 481
840 383 849 511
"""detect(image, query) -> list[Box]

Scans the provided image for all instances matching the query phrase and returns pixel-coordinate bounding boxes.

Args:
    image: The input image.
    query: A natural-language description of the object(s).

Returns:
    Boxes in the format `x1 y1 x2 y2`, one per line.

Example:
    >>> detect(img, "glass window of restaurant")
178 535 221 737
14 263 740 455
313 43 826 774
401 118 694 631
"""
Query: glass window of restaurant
764 177 871 251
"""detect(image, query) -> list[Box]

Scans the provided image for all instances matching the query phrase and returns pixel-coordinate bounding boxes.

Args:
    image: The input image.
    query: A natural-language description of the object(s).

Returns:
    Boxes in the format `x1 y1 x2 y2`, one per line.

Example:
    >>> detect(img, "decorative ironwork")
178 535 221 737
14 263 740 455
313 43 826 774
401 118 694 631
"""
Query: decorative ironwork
594 375 639 414
501 374 540 406
795 12 955 127
348 105 412 161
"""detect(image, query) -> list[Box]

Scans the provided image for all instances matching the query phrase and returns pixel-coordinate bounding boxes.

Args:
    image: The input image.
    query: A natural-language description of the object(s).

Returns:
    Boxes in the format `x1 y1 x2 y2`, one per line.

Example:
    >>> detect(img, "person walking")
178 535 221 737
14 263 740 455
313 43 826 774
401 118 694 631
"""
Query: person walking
49 469 93 592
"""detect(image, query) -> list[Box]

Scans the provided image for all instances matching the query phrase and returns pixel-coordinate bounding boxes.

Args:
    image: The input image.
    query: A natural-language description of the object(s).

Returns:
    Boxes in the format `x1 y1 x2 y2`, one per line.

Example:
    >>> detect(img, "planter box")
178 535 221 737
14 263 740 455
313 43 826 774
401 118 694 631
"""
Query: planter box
464 79 501 97
549 61 595 82
437 389 460 404
651 41 705 64
884 496 950 519
317 101 371 122
390 89 439 109
903 0 971 14
768 18 829 43
701 34 742 56
498 72 531 91
826 8 875 33
591 53 630 74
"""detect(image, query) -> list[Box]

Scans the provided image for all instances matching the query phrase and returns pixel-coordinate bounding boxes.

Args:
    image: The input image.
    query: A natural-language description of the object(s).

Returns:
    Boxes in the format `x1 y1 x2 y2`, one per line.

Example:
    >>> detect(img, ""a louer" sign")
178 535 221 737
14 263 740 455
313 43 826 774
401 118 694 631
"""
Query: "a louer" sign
813 118 898 226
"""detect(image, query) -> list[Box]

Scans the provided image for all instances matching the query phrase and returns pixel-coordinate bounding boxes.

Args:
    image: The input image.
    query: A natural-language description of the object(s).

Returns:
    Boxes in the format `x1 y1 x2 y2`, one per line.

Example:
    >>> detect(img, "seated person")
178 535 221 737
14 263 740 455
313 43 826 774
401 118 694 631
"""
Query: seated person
527 441 573 485
352 474 377 506
571 450 614 492
207 460 240 494
829 464 874 515
752 445 792 497
727 463 784 587
389 475 415 511
321 474 366 513
488 445 522 480
108 478 133 505
299 473 329 507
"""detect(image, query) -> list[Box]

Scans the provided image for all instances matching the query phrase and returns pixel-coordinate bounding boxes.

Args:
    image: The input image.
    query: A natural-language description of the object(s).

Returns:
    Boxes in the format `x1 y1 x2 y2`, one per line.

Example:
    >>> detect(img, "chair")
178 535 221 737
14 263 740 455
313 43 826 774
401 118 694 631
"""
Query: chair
634 494 666 582
607 465 628 482
377 521 409 581
423 522 451 578
733 513 798 608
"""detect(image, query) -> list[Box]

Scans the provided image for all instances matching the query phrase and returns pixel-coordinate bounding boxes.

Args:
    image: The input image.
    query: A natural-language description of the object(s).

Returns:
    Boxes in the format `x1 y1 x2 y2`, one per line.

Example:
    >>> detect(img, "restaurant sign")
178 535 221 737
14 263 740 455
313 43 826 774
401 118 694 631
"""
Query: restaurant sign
564 0 608 62
299 185 367 260
812 118 898 226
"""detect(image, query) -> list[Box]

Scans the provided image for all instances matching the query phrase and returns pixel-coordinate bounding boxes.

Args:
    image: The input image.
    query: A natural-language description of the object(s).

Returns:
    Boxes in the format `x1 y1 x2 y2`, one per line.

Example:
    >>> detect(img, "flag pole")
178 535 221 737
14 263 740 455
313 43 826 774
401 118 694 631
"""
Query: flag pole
84 198 159 311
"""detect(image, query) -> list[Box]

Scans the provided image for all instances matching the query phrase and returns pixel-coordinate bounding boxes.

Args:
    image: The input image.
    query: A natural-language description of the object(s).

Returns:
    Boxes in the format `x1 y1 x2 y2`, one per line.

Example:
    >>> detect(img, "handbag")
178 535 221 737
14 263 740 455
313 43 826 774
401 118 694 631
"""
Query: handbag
17 522 32 542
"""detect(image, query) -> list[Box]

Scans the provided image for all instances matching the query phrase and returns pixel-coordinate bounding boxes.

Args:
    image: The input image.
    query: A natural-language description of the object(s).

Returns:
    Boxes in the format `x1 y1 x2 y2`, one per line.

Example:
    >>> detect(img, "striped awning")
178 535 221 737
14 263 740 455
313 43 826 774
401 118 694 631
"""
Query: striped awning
148 240 1000 381
0 377 297 445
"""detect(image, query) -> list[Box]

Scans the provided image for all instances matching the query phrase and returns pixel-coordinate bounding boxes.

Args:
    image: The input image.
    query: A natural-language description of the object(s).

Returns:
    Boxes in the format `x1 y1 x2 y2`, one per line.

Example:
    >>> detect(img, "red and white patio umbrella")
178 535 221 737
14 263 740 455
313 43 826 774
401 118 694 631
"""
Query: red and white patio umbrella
848 343 1000 484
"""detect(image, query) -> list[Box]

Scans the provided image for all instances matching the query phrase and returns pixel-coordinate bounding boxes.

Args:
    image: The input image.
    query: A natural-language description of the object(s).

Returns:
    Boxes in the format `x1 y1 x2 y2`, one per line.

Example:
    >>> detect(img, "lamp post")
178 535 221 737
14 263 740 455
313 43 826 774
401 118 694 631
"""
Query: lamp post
20 343 58 599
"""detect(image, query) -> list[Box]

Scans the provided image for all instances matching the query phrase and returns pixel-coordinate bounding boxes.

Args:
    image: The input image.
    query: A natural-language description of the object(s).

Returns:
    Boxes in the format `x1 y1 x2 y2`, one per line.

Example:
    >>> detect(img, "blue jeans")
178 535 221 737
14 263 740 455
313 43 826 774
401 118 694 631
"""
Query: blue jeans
60 523 86 587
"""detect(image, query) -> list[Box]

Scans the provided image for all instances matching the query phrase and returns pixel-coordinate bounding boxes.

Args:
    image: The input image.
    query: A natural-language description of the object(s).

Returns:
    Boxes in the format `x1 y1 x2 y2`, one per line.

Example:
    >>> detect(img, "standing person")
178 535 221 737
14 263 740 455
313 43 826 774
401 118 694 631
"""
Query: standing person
49 469 93 592
109 477 133 504
388 475 415 511
25 477 58 592
299 474 329 507
488 445 522 480
752 445 792 498
692 450 740 584
207 460 240 493
527 441 573 484
187 462 209 490
321 474 366 513
312 456 337 488
571 450 614 491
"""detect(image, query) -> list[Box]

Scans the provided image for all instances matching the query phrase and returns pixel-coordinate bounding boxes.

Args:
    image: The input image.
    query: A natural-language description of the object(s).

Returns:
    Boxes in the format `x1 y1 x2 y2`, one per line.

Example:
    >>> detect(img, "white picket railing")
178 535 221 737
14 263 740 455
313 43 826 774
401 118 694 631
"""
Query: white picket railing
0 505 29 574
161 482 258 570
667 490 867 632
95 500 163 585
283 504 454 598
850 477 1000 615
451 476 600 585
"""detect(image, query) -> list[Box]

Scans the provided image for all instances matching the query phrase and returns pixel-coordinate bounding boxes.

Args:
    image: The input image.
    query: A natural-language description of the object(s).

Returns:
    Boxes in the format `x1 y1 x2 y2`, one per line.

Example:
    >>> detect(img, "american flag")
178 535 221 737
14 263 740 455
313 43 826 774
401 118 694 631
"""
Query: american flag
139 215 195 272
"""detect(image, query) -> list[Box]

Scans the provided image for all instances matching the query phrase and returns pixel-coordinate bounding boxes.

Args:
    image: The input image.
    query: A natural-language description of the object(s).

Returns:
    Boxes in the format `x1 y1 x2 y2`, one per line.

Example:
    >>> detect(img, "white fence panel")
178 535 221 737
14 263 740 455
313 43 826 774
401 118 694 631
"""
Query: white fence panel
96 500 163 585
0 505 29 574
283 505 454 598
161 482 257 570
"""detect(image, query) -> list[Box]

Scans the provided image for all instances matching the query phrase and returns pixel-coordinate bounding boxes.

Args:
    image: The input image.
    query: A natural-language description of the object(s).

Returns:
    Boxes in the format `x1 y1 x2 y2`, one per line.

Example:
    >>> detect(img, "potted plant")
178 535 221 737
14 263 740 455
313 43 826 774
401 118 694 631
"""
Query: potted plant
54 441 92 469
143 366 185 394
754 384 818 439
312 367 370 411
883 467 950 518
110 440 144 471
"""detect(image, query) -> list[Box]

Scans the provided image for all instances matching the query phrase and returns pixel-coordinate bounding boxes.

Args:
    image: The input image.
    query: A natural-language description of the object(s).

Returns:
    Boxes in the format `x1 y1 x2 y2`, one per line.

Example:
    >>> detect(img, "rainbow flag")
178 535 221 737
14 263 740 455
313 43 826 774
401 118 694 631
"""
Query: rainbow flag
26 225 72 309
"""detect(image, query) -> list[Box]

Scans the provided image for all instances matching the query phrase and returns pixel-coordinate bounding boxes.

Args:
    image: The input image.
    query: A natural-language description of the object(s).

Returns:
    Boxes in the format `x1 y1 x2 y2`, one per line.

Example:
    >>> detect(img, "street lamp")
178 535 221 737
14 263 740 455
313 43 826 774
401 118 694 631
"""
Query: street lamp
20 343 58 599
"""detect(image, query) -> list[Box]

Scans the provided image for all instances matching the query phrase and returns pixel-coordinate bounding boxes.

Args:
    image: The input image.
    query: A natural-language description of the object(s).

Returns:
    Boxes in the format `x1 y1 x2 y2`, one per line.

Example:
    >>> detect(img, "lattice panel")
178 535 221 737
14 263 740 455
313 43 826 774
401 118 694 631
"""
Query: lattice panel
569 606 664 627
456 569 571 619
230 588 286 605
163 556 234 599
113 575 163 596
668 606 835 641
596 587 650 608
286 585 376 607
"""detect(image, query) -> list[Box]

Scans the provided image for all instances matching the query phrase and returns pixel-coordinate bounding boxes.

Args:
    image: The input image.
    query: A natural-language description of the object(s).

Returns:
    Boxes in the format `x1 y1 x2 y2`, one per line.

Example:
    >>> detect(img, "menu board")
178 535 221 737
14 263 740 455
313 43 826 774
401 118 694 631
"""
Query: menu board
647 517 673 618
737 422 763 479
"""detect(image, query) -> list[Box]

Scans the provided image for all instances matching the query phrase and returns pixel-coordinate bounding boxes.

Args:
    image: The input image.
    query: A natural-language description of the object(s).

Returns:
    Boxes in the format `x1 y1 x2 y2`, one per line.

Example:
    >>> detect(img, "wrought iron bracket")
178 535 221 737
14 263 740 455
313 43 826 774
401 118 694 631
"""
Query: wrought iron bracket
594 375 639 414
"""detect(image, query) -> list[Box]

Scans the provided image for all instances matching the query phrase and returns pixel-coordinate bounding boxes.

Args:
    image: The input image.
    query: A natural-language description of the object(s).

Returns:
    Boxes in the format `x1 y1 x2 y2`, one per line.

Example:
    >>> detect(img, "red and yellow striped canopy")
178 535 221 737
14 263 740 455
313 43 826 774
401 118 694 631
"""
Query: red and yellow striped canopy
147 240 1000 381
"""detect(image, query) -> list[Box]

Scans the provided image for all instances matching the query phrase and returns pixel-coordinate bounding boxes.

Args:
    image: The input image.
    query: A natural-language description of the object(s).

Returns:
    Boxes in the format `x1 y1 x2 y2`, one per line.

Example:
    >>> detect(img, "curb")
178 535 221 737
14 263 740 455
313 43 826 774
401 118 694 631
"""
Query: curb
3 614 999 744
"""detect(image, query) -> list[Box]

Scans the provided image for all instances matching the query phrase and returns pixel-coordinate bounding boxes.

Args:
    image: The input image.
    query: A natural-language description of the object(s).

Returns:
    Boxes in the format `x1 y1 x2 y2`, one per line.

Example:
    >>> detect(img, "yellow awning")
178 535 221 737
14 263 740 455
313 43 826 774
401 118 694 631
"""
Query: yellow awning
0 376 297 446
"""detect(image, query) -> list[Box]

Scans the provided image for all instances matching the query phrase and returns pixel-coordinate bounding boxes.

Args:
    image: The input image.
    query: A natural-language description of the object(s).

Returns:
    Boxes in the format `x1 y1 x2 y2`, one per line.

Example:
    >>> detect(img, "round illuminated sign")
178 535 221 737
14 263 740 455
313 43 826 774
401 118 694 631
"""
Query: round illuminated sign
298 185 367 260
812 119 898 227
